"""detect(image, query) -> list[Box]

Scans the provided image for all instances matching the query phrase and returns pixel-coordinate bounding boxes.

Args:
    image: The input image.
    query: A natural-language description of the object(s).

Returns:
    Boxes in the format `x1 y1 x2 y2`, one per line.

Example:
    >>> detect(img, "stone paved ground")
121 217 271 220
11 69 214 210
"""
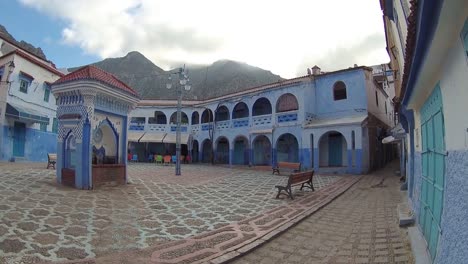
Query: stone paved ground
0 163 342 263
231 164 414 264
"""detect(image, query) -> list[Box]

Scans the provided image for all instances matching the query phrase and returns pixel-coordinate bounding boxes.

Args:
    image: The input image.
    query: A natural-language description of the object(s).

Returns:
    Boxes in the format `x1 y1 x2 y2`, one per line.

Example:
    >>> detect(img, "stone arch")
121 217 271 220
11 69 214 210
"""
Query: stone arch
252 97 272 116
252 135 272 165
215 105 230 121
215 136 229 164
191 111 199 125
232 102 249 119
318 131 348 167
276 133 299 162
201 109 214 123
276 93 298 113
148 111 167 124
232 135 249 165
169 111 189 124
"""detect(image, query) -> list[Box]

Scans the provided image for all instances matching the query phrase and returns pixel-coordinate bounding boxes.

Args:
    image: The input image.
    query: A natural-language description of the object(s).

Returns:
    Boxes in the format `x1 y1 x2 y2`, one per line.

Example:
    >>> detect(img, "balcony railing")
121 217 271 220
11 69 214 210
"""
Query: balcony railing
216 120 230 130
191 124 200 133
129 123 145 131
170 125 188 132
277 111 298 123
201 123 213 131
252 114 272 126
232 117 249 128
147 124 166 132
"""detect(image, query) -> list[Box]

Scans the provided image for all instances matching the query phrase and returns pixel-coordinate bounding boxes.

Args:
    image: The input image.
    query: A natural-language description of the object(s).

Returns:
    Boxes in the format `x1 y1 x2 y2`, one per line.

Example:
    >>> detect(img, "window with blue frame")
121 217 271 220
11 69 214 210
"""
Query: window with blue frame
52 118 58 133
18 71 34 94
43 83 51 102
40 123 47 132
0 67 4 83
461 18 468 58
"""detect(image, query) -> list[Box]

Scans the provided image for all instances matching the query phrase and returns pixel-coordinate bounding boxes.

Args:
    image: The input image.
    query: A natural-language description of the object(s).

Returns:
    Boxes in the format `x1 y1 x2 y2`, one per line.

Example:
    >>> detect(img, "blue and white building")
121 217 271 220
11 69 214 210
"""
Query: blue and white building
129 65 396 174
0 37 64 162
383 0 468 262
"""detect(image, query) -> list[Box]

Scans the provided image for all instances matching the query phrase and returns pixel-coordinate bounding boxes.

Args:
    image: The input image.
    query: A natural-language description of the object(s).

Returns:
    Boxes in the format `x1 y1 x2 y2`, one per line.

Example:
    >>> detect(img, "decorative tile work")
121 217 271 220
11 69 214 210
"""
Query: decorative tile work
252 114 272 126
277 112 298 123
170 125 188 132
216 120 230 130
233 118 249 128
201 124 213 131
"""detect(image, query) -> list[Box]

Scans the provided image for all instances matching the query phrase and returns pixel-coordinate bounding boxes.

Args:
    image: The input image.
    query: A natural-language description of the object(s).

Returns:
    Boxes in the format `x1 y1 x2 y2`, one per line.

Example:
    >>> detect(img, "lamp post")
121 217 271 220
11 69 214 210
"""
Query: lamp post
166 65 191 175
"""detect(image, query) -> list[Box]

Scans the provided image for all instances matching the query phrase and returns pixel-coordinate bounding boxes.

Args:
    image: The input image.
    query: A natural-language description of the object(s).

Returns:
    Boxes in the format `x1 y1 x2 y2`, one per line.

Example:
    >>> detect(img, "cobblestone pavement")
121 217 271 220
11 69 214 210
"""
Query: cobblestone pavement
0 163 342 263
231 165 413 264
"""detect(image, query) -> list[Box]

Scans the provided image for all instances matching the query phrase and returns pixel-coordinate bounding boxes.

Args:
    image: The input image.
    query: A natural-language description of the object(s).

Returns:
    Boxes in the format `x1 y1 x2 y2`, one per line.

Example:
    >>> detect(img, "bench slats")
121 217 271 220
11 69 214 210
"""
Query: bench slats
275 170 314 200
272 162 301 175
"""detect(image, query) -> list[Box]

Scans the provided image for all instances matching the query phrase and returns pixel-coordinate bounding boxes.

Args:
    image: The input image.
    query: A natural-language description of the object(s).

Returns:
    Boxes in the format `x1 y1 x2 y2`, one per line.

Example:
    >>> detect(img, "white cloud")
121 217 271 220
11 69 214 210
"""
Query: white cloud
20 0 389 78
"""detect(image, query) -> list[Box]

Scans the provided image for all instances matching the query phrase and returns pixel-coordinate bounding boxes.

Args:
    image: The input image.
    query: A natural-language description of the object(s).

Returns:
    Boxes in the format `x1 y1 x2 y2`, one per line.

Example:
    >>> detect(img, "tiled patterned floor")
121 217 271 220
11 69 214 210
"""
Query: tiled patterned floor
0 163 342 263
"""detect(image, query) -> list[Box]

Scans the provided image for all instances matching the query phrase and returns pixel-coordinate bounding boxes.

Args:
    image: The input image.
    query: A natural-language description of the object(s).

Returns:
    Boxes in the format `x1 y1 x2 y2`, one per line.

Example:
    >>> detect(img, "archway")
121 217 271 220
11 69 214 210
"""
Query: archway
215 137 229 164
252 135 271 165
252 97 272 116
319 131 348 167
276 133 299 162
148 111 167 124
169 111 189 124
215 105 230 121
276 93 298 113
201 139 212 163
232 102 249 119
191 111 199 125
192 140 199 162
233 136 249 165
201 109 214 123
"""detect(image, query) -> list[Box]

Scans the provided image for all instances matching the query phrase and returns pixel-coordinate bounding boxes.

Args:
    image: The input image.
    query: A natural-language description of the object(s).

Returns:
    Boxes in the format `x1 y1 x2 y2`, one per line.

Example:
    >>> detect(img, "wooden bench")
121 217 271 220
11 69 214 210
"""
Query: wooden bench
272 162 301 175
275 170 314 199
47 153 57 169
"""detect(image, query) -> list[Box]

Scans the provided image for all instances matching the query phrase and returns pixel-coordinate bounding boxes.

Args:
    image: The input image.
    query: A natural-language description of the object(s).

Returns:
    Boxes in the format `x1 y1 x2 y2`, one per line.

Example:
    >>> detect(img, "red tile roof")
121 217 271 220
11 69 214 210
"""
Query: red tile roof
54 65 139 97
0 50 65 77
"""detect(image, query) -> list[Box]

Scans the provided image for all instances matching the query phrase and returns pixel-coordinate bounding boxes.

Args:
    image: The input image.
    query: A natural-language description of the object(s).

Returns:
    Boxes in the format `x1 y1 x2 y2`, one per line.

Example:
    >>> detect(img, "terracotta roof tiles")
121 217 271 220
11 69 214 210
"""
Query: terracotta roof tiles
54 65 139 97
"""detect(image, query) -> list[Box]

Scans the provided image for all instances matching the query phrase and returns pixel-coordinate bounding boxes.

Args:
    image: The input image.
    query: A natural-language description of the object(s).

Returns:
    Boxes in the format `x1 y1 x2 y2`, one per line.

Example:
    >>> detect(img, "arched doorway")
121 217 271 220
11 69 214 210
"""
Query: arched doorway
191 140 199 162
201 139 212 163
191 111 199 125
169 111 189 124
92 119 119 164
319 131 347 167
201 109 213 123
148 111 167 124
233 136 248 165
232 102 249 119
276 133 299 162
215 106 230 121
215 137 229 164
253 135 271 165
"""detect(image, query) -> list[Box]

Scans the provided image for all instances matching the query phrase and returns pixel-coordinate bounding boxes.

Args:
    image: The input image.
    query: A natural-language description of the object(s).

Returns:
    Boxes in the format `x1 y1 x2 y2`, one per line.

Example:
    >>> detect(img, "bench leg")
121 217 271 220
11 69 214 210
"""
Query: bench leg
299 179 314 191
272 168 279 175
276 185 294 199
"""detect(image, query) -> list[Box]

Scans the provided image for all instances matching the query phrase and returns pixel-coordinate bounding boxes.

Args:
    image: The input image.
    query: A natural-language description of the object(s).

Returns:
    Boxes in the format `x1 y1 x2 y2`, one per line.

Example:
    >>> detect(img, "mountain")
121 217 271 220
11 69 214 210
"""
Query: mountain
69 51 284 100
0 24 47 60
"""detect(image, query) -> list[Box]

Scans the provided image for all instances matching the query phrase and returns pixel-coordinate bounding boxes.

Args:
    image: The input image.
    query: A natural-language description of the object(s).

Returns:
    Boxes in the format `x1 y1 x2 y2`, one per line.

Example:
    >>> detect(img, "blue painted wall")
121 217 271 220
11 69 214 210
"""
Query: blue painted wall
436 150 468 264
314 70 368 118
1 125 57 162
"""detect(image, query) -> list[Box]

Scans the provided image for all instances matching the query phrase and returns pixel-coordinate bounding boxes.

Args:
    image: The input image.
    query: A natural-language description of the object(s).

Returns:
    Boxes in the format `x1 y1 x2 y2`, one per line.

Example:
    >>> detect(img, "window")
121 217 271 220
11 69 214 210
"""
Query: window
461 18 468 58
44 87 50 102
52 118 58 133
40 123 47 132
333 81 347 101
19 79 29 93
375 91 379 106
385 102 388 114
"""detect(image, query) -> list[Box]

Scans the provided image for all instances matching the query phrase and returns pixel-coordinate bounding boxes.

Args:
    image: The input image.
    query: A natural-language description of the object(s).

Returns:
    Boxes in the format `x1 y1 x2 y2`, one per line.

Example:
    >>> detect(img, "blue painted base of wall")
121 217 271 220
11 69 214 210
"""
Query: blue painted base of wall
1 125 57 162
435 150 468 264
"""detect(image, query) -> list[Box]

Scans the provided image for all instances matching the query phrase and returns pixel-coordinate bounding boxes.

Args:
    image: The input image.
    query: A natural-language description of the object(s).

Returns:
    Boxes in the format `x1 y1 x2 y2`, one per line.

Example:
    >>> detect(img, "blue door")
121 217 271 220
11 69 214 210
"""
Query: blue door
233 140 245 165
329 134 342 166
419 84 445 260
13 122 26 157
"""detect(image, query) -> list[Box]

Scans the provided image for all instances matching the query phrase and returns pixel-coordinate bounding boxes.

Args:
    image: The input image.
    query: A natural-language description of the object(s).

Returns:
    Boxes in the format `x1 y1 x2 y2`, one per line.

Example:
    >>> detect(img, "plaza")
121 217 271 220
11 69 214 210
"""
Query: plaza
0 163 346 263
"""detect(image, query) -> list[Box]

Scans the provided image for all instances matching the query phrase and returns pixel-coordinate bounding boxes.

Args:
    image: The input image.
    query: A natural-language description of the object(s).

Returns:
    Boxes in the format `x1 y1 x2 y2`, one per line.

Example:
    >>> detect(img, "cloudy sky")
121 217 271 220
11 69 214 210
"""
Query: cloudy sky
2 0 389 78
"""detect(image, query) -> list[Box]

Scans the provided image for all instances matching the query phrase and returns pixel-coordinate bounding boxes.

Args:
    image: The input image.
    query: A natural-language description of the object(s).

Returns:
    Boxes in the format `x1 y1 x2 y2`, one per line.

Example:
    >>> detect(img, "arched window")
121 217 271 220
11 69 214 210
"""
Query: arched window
148 111 167 124
169 111 189 124
333 81 347 101
252 98 272 116
201 109 214 123
276 93 298 112
191 111 199 125
232 102 249 119
215 105 229 121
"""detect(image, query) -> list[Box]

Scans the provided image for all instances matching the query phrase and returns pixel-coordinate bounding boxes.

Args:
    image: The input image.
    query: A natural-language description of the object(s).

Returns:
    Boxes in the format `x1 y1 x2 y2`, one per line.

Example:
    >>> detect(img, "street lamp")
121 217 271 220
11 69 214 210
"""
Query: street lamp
166 65 191 175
